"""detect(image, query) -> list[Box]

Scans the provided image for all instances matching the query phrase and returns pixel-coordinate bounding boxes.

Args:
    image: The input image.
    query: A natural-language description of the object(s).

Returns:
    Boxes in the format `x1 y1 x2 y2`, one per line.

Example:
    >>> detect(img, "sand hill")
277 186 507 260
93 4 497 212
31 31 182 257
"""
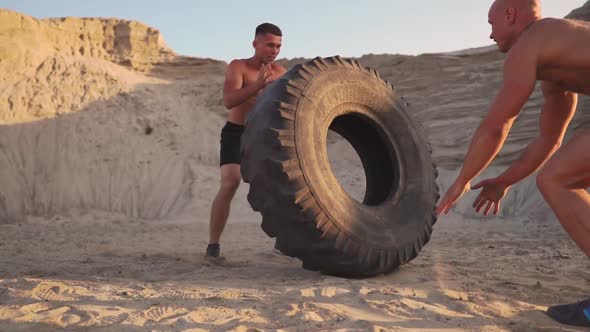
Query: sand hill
0 4 589 332
2 6 589 222
0 9 232 221
566 0 590 20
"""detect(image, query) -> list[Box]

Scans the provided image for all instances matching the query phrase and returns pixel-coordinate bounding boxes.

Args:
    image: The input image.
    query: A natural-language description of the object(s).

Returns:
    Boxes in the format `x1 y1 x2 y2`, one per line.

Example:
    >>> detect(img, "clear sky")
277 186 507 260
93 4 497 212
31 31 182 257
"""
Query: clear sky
1 0 585 62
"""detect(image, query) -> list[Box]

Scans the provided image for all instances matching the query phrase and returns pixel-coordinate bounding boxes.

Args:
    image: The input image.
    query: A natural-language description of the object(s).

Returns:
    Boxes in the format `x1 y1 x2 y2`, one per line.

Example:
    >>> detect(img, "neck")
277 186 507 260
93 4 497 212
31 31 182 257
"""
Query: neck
522 16 541 31
248 56 266 66
513 16 541 42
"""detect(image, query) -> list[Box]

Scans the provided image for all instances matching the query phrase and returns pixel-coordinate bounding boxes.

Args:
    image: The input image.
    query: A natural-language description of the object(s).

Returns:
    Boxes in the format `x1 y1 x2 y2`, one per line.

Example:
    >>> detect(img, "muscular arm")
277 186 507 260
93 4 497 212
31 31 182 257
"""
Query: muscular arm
456 49 538 186
496 83 577 186
222 61 263 110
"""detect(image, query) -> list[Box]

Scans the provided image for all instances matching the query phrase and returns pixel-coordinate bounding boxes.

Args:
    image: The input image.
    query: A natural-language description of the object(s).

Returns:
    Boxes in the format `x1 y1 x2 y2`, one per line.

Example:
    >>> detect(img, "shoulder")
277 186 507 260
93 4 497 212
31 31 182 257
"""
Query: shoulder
227 59 249 71
272 62 287 74
503 21 552 67
507 18 576 66
527 18 564 32
225 59 249 80
518 18 569 44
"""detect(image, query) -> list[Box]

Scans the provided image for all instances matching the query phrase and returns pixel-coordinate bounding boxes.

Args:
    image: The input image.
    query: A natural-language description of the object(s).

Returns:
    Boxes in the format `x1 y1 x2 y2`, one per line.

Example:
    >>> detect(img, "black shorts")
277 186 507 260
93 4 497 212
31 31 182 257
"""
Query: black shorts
219 121 245 166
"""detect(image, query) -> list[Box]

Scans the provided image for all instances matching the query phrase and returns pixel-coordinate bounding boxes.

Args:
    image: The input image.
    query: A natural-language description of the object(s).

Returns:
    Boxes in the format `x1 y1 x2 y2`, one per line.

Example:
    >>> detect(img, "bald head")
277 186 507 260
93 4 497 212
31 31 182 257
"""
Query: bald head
490 0 542 23
488 0 542 52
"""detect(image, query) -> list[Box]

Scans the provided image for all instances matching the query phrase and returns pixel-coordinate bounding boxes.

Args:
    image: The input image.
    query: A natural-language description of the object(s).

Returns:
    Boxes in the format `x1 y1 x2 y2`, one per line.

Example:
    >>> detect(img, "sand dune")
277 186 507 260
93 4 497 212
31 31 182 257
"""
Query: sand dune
0 14 232 221
0 2 589 331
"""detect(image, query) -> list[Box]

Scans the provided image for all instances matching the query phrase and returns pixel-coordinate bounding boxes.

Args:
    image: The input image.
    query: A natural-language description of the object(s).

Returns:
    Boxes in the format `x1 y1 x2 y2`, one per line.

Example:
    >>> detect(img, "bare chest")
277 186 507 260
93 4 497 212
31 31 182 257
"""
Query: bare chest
241 71 260 88
537 66 590 95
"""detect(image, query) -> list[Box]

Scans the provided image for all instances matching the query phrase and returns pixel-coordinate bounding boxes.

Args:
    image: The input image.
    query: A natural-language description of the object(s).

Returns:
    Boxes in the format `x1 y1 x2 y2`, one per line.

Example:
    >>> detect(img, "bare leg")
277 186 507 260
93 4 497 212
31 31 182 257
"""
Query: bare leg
539 130 590 326
537 129 590 257
209 164 241 245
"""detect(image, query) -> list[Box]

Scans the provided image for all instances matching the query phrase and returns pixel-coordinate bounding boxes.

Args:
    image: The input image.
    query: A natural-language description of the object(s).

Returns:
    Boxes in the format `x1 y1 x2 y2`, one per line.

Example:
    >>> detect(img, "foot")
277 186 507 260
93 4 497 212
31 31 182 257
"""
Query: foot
205 243 220 258
546 298 590 328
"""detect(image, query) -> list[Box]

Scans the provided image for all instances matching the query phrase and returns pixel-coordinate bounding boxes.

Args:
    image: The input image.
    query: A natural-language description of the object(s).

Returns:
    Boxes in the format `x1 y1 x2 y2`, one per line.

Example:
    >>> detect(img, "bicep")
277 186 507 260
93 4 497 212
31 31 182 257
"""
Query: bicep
484 51 537 129
539 83 578 141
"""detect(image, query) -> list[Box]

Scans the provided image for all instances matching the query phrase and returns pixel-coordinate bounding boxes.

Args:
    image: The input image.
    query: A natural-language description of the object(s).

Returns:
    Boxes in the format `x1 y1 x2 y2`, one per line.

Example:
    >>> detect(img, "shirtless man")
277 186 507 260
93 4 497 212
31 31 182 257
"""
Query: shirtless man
205 23 286 259
435 0 590 328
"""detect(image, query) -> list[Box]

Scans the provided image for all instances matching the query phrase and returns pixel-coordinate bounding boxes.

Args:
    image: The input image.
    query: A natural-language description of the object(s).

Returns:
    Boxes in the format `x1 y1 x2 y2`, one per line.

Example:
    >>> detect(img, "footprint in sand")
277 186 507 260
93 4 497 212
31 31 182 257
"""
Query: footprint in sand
92 312 129 327
164 289 200 300
32 283 77 302
82 310 129 327
126 306 189 325
19 302 54 314
16 303 80 328
320 286 352 298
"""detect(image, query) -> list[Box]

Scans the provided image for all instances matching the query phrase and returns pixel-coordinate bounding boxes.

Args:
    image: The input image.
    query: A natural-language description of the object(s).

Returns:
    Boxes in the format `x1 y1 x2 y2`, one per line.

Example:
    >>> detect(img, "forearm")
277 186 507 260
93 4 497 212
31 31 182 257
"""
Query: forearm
456 123 510 185
224 84 261 109
496 136 560 186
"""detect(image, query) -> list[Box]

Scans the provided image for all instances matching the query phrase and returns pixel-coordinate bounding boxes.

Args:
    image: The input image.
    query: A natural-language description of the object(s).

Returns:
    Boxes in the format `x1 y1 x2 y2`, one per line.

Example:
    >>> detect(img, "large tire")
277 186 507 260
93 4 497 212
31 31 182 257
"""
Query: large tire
240 56 439 278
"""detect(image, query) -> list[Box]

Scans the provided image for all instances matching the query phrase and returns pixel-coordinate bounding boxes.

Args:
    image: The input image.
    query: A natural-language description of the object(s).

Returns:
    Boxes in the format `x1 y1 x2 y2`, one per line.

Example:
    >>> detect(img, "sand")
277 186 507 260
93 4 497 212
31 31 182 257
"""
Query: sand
0 213 588 332
0 4 589 331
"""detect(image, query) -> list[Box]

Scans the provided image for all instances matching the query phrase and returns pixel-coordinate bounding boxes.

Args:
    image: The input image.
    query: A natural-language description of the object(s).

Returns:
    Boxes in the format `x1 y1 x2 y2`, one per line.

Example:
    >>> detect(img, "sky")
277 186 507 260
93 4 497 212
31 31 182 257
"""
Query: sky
1 0 586 62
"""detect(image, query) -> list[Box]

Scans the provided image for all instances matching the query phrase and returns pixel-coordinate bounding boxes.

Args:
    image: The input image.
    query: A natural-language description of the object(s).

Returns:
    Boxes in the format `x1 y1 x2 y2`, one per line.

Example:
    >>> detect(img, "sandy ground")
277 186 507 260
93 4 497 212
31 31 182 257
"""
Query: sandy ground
0 211 588 332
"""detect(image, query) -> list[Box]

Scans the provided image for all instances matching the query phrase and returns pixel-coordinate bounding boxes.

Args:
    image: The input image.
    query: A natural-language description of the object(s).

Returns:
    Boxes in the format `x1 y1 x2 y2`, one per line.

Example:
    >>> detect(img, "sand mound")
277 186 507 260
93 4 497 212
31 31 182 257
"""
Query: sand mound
0 55 229 221
1 5 589 222
566 0 590 20
0 9 231 221
0 8 173 82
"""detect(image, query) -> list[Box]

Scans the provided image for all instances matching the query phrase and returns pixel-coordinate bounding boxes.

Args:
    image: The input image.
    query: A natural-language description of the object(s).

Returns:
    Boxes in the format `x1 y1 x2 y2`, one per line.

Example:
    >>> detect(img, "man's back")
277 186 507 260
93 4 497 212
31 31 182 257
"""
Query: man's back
515 18 590 94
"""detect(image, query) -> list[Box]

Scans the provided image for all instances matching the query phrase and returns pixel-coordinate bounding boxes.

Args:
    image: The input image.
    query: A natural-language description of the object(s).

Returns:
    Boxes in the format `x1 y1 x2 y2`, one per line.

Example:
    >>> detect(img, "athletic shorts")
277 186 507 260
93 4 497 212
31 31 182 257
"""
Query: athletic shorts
219 121 245 166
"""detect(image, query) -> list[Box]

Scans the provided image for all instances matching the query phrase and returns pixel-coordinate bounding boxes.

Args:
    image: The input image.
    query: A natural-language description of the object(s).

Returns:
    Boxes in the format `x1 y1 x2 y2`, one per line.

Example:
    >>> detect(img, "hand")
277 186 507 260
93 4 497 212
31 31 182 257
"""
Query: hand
471 178 509 216
255 63 274 90
436 180 471 215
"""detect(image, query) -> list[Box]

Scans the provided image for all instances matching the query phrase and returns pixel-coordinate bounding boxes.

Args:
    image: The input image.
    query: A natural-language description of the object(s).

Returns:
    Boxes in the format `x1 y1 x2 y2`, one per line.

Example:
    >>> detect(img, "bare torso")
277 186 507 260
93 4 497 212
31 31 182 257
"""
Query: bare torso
530 18 590 95
228 60 284 125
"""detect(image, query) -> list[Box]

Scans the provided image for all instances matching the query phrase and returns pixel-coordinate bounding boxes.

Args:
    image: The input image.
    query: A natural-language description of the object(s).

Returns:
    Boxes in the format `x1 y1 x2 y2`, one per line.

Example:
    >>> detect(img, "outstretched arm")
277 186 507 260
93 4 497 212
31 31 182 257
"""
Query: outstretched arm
456 54 537 185
470 83 578 215
495 83 577 187
436 47 537 215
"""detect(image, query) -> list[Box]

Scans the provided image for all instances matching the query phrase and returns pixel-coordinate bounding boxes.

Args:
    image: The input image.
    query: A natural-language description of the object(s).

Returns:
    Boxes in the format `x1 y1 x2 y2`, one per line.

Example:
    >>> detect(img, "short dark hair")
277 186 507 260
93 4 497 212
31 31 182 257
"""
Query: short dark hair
255 23 282 37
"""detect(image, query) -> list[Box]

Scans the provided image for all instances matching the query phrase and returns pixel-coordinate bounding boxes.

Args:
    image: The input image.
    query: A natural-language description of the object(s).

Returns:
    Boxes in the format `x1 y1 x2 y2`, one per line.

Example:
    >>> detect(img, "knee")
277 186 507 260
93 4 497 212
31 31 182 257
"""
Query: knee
220 173 241 194
536 167 559 194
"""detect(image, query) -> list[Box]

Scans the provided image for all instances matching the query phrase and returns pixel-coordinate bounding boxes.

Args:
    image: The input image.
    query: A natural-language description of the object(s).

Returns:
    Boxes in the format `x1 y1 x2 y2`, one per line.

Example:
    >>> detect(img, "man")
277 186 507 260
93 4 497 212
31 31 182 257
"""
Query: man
436 0 590 328
205 23 286 259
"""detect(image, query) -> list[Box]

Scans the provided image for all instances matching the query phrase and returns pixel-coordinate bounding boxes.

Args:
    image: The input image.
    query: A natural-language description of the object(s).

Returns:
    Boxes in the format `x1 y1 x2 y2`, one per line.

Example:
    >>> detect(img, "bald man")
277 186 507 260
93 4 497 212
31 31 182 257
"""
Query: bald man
435 0 590 328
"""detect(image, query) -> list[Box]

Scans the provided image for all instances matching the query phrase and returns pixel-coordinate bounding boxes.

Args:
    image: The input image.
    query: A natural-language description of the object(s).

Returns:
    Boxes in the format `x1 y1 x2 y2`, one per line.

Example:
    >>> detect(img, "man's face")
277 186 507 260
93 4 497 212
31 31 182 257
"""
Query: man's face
253 33 282 63
488 2 515 53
